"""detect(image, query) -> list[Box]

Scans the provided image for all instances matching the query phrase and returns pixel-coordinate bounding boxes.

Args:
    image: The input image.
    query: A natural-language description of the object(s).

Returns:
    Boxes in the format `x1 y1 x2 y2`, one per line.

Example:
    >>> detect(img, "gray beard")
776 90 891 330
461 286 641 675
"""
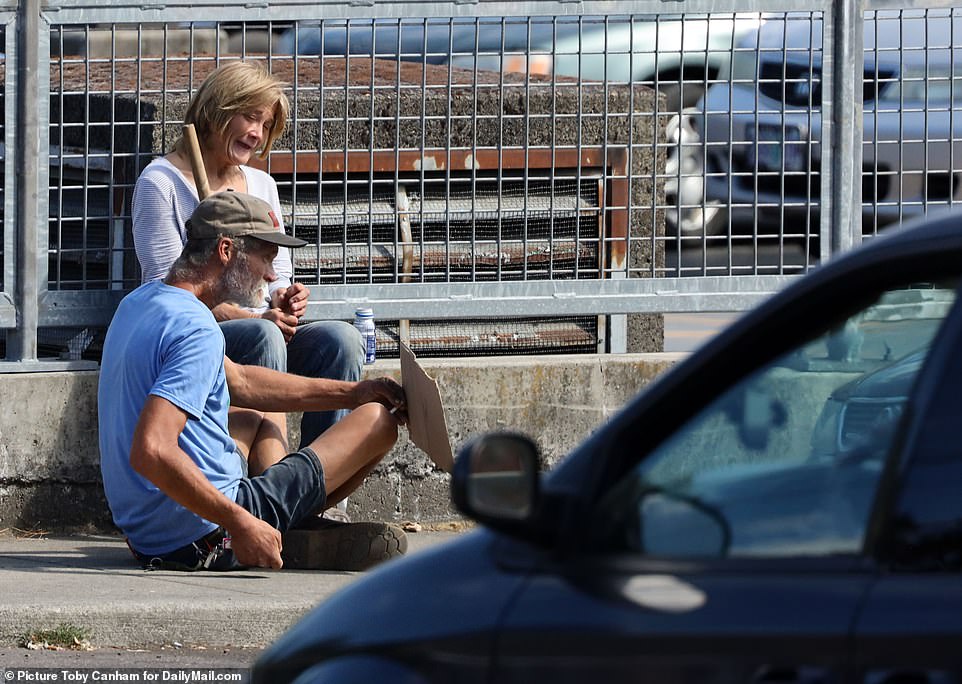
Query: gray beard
221 254 266 309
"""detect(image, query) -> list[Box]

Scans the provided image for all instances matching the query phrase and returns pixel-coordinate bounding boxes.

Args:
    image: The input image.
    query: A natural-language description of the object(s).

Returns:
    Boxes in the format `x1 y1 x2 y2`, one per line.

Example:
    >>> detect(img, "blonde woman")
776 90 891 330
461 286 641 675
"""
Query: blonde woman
132 61 364 509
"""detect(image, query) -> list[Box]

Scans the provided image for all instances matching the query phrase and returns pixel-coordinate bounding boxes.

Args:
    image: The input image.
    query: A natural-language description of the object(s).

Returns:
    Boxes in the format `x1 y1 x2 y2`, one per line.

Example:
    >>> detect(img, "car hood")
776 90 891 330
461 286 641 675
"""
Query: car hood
832 349 927 402
253 530 527 680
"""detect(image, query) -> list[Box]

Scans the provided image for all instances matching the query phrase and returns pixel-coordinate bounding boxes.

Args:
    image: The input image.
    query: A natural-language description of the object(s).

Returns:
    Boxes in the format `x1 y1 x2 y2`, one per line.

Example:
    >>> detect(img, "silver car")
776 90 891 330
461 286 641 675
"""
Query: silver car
669 9 962 239
278 15 761 112
456 14 762 110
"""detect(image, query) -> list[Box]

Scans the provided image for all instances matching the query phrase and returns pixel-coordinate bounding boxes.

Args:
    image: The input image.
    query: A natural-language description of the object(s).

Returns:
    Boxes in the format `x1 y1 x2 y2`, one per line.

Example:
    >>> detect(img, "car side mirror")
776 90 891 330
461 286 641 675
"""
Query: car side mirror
452 432 541 533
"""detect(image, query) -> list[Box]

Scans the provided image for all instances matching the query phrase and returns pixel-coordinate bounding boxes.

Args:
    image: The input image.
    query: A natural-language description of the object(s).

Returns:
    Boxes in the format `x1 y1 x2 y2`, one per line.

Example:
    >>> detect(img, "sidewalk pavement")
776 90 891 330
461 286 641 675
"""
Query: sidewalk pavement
0 527 464 649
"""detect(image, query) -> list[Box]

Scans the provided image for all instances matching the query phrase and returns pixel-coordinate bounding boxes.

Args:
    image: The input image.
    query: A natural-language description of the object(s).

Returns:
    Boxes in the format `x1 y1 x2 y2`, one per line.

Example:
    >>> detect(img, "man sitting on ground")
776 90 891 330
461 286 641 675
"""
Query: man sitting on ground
98 191 407 571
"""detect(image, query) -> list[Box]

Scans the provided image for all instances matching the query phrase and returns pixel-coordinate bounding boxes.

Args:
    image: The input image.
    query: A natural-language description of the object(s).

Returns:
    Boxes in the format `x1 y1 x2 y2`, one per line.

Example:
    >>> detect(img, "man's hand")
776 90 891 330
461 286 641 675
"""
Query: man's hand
351 377 407 424
227 512 284 569
260 308 298 343
271 283 310 320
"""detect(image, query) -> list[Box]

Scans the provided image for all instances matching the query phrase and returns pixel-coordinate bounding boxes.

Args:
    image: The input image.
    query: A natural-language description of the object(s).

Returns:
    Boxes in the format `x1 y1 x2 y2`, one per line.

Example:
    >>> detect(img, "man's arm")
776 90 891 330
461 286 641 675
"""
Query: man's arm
130 394 283 569
224 356 406 418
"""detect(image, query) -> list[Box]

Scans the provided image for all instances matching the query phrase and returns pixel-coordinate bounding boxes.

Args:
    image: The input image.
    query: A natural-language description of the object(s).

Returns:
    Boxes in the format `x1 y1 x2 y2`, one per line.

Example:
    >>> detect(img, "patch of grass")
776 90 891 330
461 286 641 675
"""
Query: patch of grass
19 622 92 651
1 525 49 539
12 527 49 539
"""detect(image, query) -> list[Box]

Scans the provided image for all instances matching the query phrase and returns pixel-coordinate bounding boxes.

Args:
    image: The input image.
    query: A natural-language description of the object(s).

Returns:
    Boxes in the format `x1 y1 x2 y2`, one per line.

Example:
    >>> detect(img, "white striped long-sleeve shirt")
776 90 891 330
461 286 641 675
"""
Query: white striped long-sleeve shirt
131 157 293 312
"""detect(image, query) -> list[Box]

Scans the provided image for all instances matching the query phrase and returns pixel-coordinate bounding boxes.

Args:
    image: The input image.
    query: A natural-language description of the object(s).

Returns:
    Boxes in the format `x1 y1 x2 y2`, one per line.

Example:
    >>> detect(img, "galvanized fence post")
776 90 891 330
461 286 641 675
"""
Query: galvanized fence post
825 0 865 257
0 11 17 336
6 0 42 363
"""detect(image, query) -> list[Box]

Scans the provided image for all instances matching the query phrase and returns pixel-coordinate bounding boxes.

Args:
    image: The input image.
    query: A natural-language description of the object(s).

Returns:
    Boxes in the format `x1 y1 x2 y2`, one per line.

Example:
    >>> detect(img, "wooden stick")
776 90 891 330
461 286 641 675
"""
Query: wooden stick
396 186 413 348
183 124 211 200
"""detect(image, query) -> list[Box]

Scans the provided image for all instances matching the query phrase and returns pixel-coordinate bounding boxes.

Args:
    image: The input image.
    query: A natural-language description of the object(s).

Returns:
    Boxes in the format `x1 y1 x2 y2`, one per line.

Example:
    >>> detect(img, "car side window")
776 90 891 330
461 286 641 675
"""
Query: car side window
596 284 957 559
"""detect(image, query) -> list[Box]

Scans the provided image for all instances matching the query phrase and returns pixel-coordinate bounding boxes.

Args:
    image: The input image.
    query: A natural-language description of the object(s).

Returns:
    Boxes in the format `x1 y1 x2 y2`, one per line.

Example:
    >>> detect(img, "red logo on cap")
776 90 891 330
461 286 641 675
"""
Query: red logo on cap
268 210 280 229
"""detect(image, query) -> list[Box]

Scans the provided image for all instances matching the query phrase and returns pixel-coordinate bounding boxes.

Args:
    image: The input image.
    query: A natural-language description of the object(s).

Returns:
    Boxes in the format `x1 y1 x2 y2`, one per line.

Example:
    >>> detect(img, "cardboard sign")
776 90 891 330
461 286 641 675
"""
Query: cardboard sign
400 343 453 472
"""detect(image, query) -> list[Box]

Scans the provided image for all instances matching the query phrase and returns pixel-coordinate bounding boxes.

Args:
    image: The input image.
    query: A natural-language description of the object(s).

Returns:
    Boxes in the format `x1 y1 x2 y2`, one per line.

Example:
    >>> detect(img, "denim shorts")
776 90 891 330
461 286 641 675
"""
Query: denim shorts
235 447 326 531
131 448 326 571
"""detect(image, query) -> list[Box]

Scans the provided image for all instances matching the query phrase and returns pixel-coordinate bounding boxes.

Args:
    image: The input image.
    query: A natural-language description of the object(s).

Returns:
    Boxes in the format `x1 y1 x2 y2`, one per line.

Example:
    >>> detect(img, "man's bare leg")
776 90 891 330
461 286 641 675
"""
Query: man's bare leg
307 402 398 507
229 407 289 476
280 402 404 570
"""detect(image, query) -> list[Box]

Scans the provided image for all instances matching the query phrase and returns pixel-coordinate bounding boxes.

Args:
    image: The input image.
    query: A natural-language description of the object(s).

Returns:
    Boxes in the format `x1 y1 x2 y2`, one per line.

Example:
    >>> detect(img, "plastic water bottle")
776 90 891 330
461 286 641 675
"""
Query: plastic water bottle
354 307 376 365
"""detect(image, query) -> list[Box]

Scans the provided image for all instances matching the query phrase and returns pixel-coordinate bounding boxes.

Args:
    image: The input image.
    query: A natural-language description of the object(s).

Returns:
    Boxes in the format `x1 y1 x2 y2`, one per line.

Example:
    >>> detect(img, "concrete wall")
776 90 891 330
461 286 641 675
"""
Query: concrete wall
0 353 683 533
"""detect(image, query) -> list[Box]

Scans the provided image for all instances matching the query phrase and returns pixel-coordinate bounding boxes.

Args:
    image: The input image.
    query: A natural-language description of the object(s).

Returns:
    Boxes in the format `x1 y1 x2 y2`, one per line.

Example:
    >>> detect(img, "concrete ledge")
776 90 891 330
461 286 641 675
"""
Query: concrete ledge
0 353 683 532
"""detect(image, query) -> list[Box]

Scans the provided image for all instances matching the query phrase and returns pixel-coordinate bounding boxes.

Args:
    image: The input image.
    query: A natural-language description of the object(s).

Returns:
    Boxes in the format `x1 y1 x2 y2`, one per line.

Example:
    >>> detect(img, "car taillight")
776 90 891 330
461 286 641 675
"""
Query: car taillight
503 53 553 77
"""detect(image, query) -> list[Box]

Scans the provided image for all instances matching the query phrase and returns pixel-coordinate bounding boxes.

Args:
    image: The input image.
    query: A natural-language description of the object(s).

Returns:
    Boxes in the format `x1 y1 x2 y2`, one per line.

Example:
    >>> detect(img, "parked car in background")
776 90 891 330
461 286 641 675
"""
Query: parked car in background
668 9 962 239
276 17 478 64
253 208 962 683
278 14 761 110
465 13 762 110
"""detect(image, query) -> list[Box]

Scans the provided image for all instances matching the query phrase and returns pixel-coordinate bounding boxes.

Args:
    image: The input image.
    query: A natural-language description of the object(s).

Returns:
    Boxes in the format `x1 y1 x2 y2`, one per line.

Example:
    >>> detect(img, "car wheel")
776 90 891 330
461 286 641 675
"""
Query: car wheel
665 111 728 238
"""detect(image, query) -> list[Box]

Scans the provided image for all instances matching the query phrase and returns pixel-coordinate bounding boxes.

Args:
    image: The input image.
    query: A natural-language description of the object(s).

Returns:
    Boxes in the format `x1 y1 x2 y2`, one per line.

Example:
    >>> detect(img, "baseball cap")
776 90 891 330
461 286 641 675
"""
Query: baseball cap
186 191 307 248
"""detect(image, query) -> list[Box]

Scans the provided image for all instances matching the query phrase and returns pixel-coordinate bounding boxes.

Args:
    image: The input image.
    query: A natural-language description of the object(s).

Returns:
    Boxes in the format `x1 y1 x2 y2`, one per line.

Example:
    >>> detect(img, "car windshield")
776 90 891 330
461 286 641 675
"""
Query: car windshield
595 283 957 559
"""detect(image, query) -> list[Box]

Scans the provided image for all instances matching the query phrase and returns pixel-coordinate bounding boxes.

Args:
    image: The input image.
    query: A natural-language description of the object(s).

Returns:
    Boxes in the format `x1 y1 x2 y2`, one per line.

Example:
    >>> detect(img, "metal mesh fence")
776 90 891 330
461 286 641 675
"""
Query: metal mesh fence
375 316 601 357
862 7 962 232
665 11 825 276
665 7 962 276
41 15 671 358
0 23 5 297
8 1 962 363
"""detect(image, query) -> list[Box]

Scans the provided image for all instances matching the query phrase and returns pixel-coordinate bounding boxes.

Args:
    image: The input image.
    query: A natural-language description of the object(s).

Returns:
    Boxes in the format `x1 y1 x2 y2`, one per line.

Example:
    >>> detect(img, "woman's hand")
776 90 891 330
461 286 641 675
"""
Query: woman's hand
261 309 298 343
271 283 310 320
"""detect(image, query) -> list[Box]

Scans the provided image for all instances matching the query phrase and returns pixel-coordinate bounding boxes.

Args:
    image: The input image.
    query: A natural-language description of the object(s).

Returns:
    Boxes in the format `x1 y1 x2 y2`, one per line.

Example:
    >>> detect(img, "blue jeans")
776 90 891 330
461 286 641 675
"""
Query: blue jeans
219 318 365 447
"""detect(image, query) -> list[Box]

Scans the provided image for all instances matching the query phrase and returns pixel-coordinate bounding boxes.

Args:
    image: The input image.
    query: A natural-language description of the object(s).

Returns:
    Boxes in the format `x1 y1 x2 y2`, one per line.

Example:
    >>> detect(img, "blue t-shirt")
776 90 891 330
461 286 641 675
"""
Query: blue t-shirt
98 281 243 555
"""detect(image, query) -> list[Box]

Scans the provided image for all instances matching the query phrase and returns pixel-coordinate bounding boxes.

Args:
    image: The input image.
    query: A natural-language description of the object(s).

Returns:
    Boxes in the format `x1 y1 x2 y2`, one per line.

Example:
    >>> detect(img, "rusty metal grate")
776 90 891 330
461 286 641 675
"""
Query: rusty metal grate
281 171 603 284
373 317 599 357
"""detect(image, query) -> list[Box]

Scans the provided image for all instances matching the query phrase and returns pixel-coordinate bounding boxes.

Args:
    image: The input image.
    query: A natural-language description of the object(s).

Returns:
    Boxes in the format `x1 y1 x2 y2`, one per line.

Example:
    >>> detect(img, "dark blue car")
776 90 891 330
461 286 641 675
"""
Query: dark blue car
254 210 962 683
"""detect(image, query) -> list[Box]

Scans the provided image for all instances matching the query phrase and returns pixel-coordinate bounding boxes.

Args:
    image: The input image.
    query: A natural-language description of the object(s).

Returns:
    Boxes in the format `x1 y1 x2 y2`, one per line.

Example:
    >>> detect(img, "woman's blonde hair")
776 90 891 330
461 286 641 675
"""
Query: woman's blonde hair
176 60 289 160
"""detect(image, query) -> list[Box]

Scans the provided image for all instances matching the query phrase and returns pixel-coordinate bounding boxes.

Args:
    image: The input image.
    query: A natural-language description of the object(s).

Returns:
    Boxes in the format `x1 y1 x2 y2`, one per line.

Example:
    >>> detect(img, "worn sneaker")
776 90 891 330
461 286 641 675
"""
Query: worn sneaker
281 519 408 571
321 506 352 523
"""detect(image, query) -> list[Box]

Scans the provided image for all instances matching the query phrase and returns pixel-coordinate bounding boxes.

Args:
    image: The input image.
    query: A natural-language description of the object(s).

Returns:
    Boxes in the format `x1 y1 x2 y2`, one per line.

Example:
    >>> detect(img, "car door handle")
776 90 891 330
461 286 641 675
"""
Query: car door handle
752 665 832 684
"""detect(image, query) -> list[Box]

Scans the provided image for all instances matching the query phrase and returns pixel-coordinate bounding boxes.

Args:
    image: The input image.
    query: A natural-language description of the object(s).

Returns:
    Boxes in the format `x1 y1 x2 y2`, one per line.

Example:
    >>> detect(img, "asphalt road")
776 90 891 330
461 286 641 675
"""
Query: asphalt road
0 644 262 670
664 242 814 277
660 242 808 352
663 312 736 352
